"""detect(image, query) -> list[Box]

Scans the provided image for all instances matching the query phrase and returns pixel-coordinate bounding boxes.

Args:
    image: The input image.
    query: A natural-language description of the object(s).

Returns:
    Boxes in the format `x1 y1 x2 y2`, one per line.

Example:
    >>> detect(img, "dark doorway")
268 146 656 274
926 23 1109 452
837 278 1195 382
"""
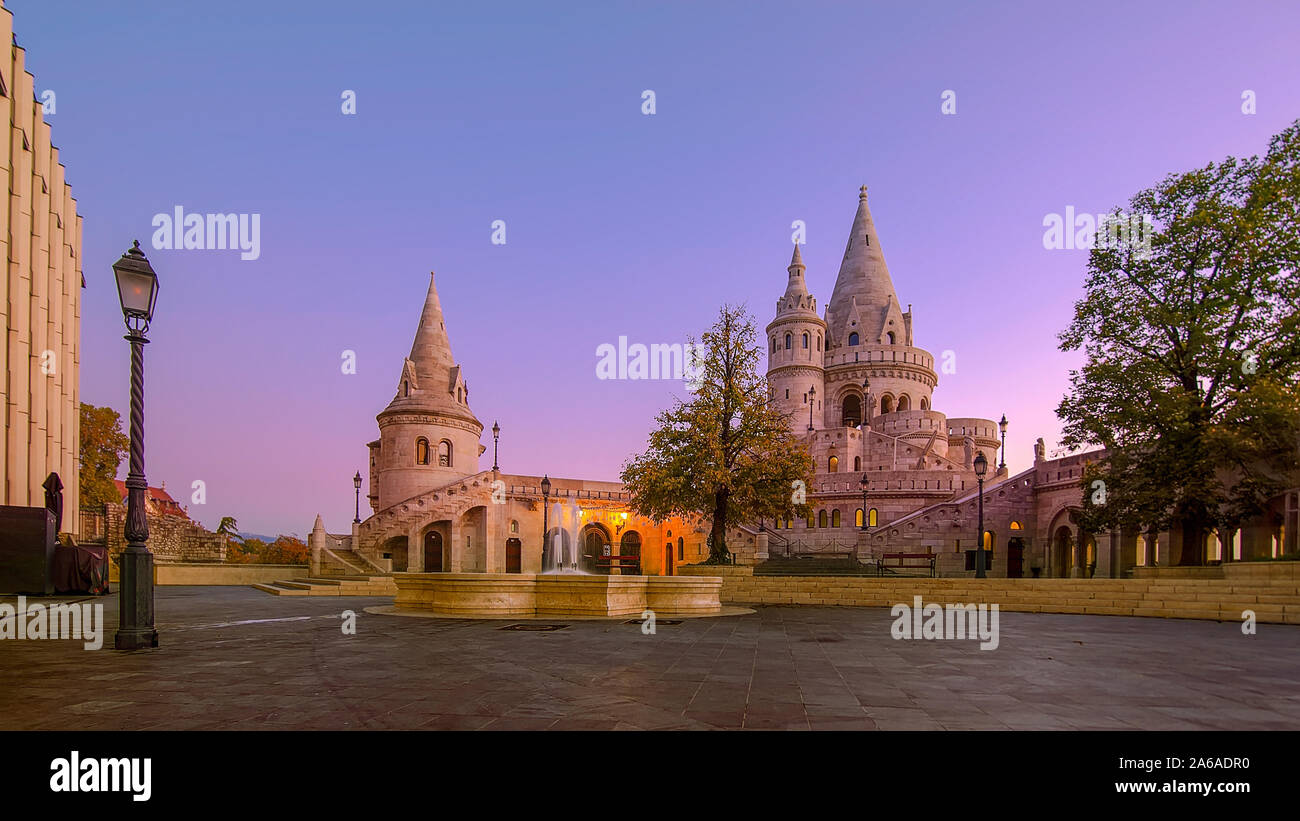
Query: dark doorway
505 537 521 573
424 530 443 572
1007 538 1025 578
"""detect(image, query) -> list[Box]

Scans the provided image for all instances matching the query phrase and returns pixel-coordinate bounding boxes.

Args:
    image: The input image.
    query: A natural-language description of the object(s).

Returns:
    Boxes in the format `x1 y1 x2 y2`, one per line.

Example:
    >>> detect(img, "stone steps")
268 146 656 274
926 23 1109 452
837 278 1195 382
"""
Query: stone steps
252 574 397 597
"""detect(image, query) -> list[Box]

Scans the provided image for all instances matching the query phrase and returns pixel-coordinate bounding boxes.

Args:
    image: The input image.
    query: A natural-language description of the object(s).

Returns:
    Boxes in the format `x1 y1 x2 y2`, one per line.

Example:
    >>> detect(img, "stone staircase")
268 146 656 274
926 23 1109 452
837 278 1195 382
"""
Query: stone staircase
252 574 397 597
320 548 381 576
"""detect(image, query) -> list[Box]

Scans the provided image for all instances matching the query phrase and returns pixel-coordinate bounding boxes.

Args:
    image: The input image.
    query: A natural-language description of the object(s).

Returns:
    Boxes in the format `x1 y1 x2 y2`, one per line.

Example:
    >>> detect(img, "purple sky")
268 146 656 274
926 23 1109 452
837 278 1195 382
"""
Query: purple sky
12 0 1300 536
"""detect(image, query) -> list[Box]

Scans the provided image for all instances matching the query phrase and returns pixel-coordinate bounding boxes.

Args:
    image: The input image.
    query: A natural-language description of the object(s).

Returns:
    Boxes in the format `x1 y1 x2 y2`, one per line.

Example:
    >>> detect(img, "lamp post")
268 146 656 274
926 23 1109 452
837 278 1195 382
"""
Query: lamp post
998 414 1008 470
859 474 869 531
353 471 362 523
973 451 988 578
808 385 816 431
112 241 160 651
492 421 500 472
540 475 551 572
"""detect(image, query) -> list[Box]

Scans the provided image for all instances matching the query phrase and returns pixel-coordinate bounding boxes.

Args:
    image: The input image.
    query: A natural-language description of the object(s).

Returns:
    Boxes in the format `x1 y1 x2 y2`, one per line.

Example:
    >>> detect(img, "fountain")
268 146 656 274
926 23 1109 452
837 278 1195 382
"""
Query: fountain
384 500 727 618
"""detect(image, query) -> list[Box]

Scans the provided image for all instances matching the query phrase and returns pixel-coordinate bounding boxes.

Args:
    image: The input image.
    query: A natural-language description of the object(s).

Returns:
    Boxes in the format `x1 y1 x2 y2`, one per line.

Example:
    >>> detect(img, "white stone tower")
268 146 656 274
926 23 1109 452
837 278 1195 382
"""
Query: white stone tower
369 272 483 511
766 243 827 434
822 186 937 429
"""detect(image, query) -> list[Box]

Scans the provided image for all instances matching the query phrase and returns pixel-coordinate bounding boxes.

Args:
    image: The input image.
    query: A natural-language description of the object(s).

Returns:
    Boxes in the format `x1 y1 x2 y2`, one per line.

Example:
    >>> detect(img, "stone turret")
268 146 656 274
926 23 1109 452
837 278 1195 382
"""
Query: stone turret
371 272 484 510
822 187 937 425
766 243 827 433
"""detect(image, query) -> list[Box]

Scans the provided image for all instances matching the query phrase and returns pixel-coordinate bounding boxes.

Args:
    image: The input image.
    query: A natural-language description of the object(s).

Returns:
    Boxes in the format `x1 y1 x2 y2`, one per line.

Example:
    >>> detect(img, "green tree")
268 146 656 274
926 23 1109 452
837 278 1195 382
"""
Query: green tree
1059 119 1300 564
78 403 129 508
216 516 243 543
621 304 814 564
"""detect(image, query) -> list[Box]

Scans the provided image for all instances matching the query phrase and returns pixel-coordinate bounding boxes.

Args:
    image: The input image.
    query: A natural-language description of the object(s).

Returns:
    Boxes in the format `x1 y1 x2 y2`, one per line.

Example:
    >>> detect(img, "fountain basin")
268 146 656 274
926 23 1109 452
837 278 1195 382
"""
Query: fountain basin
392 572 723 618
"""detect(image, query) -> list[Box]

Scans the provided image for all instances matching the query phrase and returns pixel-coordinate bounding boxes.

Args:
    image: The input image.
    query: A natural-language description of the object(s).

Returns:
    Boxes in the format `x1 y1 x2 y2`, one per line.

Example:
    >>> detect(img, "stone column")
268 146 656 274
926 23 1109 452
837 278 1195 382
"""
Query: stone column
1095 530 1115 578
1070 528 1083 578
408 523 424 573
449 519 464 572
485 498 505 573
755 530 769 562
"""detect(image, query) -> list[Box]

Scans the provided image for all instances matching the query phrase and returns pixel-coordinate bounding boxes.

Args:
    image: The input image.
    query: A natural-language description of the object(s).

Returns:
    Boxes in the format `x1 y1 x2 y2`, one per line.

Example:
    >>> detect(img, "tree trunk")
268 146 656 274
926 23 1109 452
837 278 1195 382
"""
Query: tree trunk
708 489 729 563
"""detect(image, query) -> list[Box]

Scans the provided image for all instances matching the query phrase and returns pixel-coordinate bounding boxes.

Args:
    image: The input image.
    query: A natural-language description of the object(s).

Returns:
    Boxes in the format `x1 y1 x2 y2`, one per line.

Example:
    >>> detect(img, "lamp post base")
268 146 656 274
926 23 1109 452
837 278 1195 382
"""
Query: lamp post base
115 545 159 650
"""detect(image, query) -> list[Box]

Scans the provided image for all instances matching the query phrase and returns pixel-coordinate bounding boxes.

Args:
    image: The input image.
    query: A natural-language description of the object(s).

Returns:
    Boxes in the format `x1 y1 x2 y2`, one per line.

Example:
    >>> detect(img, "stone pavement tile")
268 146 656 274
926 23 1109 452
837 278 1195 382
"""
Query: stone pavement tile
4 589 1299 731
684 710 745 728
742 715 811 730
480 717 558 730
807 716 878 731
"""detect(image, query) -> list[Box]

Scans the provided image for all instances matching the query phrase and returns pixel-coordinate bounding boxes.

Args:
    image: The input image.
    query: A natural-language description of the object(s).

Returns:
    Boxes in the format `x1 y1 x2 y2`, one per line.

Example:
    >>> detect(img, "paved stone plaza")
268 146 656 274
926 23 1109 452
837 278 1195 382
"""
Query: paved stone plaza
1 587 1298 730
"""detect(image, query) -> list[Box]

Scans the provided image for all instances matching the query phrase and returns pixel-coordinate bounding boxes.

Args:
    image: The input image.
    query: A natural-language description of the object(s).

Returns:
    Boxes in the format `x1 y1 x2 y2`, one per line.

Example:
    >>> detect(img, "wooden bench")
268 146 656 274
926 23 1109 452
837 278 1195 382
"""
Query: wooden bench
878 552 936 578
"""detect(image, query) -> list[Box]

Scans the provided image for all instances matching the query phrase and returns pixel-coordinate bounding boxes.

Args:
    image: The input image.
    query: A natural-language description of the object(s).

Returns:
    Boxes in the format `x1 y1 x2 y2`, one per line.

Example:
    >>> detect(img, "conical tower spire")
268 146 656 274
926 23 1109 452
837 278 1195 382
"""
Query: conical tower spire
408 271 455 385
380 272 480 427
783 242 809 300
825 186 901 344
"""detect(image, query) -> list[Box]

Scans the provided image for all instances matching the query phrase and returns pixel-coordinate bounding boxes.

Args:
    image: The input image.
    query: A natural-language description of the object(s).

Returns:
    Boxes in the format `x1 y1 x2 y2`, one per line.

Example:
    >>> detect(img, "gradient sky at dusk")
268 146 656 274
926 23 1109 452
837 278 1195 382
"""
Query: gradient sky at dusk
12 0 1300 536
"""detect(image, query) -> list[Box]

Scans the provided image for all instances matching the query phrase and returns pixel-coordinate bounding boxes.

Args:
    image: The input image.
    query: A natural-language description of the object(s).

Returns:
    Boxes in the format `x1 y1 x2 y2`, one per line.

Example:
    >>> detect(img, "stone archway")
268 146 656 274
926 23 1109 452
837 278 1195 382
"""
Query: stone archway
578 523 610 573
1052 525 1074 578
423 530 444 572
619 530 642 575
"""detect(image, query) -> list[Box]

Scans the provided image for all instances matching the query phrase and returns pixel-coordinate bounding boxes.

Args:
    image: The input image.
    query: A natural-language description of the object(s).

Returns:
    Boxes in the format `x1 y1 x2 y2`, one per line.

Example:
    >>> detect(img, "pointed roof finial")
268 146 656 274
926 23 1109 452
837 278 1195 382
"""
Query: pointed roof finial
859 185 868 200
789 242 804 268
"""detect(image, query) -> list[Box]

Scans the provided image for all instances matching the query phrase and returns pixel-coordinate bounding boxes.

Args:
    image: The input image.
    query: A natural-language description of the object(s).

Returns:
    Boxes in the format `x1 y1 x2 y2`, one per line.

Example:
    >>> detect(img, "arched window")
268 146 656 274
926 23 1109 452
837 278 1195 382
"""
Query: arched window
853 456 861 471
818 510 828 528
784 333 792 350
831 509 841 527
807 513 815 529
802 332 809 349
897 394 911 412
457 387 463 403
438 440 452 467
415 438 430 465
1010 521 1022 531
881 395 895 414
855 508 864 527
817 334 822 351
868 508 879 527
771 337 777 353
828 456 839 473
841 395 861 427
785 517 793 529
403 381 410 397
886 331 895 345
510 520 519 534
920 397 930 411
678 536 684 561
848 332 860 346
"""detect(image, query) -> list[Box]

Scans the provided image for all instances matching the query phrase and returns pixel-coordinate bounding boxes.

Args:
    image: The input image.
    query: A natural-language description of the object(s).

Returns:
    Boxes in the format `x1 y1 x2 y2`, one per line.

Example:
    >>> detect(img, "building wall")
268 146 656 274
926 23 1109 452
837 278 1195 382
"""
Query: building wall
0 3 83 534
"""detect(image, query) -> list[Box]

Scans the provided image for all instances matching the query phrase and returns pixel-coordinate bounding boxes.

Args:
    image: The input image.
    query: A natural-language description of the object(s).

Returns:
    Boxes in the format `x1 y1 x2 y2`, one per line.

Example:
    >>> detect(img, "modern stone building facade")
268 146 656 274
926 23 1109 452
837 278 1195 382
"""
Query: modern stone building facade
0 1 83 533
318 188 1297 580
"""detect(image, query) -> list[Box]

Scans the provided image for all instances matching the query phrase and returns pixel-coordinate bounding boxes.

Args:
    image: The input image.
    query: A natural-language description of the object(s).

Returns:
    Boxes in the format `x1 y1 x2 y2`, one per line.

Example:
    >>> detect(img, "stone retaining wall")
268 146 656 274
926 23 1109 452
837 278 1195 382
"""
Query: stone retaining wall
677 564 1300 624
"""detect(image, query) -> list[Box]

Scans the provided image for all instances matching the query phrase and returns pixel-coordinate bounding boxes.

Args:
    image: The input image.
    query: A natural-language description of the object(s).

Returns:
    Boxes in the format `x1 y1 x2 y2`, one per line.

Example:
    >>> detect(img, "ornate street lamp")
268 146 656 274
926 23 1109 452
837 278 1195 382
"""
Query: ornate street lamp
492 421 500 472
862 377 871 428
540 475 552 572
973 451 988 579
112 241 160 651
859 474 869 531
353 471 362 523
999 414 1008 470
807 385 816 431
